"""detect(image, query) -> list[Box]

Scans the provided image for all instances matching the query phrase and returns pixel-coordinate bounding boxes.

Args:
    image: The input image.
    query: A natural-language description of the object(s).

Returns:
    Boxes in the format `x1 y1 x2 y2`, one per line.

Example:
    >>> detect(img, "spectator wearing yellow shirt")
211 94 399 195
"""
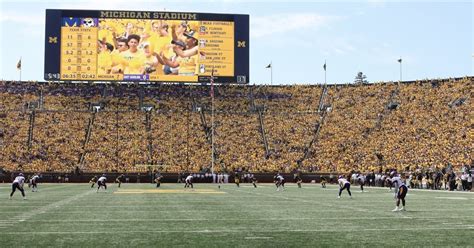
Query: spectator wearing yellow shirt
97 42 114 75
142 42 161 75
121 34 146 74
148 21 173 60
110 38 128 74
97 20 115 46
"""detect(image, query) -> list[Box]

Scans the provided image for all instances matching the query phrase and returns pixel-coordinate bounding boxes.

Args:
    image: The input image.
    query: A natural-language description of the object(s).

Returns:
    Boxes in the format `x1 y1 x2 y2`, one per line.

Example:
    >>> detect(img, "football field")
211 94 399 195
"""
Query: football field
1 183 473 247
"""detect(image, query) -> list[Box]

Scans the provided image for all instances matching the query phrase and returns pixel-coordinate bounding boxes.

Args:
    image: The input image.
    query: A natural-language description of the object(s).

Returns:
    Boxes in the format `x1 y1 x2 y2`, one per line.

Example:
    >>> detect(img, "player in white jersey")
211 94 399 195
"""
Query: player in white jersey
185 175 193 188
387 171 400 195
357 174 366 192
97 174 107 192
31 174 40 192
388 173 408 211
338 176 352 199
9 173 26 200
274 174 285 191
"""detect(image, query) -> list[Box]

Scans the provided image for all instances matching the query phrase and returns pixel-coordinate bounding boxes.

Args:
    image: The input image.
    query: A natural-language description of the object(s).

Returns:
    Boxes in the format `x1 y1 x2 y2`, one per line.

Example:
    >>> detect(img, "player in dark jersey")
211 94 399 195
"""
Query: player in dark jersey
89 176 97 188
217 173 224 189
234 172 240 187
26 175 32 188
357 173 366 192
321 176 327 188
295 175 303 188
115 174 124 188
251 175 257 188
154 172 163 188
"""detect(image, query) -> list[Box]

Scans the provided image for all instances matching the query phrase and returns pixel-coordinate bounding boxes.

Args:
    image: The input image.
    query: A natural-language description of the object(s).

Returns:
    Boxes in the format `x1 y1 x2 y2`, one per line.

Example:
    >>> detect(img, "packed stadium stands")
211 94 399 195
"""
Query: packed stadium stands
0 77 472 174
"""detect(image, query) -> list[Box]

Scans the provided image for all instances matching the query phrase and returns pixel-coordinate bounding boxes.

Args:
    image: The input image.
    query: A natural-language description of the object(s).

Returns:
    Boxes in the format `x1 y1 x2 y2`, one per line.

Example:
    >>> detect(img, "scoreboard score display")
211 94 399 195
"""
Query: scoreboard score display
44 9 249 83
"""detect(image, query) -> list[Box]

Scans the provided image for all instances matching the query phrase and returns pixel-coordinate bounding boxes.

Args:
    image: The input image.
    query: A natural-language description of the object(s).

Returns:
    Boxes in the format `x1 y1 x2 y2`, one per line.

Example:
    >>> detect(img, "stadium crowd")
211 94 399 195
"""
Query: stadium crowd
0 78 472 180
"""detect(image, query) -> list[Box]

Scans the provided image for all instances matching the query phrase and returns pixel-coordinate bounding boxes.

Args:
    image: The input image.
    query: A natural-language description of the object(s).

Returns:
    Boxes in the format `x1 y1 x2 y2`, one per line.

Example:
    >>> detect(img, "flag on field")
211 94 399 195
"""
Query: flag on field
265 63 272 68
323 62 326 71
397 58 402 63
16 58 21 70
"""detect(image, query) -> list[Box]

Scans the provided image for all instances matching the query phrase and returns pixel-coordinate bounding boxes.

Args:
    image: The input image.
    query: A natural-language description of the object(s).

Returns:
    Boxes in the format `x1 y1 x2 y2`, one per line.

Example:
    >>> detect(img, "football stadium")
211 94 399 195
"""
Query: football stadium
1 1 473 247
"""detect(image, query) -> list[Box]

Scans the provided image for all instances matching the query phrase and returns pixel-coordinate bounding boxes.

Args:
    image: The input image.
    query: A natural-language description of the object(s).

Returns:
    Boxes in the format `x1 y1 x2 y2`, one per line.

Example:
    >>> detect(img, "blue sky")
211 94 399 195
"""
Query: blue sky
0 0 472 84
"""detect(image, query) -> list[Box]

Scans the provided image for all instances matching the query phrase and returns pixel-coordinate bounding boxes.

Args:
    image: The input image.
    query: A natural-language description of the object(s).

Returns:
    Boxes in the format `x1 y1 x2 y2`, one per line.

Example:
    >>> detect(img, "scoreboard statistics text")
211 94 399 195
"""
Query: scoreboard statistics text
44 9 249 83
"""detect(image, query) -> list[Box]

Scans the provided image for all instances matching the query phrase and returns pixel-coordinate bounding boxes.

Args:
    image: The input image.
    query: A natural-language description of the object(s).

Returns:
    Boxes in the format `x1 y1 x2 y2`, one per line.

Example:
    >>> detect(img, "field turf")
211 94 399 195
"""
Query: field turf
1 183 473 247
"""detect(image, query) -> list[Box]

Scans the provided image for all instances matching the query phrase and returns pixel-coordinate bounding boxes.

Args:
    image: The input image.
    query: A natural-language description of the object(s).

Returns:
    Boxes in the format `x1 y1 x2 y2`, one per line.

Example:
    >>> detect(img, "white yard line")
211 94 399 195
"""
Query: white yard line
0 226 473 235
435 197 469 200
16 215 470 223
0 209 396 214
356 186 474 194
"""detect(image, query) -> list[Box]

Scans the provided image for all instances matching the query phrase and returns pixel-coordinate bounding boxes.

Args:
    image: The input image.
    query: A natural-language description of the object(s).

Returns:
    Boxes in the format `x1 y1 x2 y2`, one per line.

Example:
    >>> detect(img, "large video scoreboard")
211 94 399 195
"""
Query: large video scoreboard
44 9 249 83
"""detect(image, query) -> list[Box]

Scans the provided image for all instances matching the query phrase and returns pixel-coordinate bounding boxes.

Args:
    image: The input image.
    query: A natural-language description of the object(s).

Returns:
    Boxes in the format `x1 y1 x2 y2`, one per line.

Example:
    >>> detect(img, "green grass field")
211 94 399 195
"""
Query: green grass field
1 183 473 247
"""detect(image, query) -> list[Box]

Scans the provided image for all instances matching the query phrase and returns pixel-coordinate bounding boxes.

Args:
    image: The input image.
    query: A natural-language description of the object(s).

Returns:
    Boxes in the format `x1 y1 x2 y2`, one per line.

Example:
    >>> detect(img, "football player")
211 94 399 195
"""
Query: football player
31 173 40 192
115 174 124 188
338 175 352 199
357 173 366 192
184 174 193 188
154 172 163 188
321 176 327 188
388 172 408 212
251 175 258 188
9 173 26 200
26 175 32 188
89 175 97 188
234 172 240 187
274 173 285 191
97 174 107 192
217 173 224 189
295 175 303 188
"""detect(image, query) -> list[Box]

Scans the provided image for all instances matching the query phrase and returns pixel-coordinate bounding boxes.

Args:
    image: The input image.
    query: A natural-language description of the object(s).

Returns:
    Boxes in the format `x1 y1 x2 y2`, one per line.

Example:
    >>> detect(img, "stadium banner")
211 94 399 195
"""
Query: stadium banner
44 9 249 84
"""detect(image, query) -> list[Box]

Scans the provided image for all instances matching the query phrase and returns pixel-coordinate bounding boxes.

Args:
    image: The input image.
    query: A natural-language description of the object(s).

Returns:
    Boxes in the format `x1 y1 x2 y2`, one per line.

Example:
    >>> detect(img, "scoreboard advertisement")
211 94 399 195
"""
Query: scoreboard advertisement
44 9 249 83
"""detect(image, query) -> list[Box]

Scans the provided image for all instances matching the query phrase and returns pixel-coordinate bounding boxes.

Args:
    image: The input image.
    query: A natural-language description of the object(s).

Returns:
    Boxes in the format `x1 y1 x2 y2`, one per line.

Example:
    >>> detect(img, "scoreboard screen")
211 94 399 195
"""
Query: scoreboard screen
44 9 249 83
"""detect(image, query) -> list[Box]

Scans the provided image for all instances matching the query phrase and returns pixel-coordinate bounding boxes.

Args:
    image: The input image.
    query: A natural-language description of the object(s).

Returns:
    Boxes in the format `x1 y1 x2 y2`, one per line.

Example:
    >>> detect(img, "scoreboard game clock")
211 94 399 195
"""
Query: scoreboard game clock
61 25 98 80
44 9 249 84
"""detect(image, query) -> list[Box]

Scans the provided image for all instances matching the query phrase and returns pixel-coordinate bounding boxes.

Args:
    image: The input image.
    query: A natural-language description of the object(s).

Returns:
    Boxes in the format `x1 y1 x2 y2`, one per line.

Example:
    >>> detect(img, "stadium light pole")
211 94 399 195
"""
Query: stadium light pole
210 65 215 175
